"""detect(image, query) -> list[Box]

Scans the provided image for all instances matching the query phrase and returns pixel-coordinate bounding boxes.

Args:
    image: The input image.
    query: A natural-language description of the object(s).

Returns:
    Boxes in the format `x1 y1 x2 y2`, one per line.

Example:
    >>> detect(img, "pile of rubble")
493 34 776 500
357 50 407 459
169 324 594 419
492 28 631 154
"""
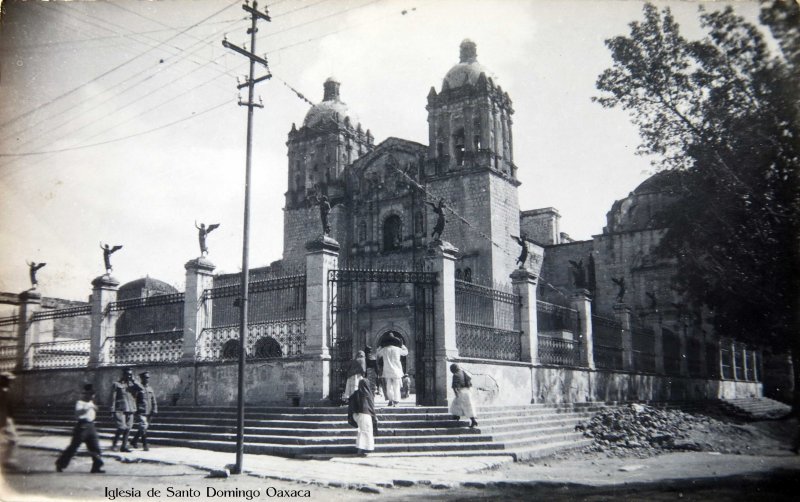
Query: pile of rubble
575 404 750 457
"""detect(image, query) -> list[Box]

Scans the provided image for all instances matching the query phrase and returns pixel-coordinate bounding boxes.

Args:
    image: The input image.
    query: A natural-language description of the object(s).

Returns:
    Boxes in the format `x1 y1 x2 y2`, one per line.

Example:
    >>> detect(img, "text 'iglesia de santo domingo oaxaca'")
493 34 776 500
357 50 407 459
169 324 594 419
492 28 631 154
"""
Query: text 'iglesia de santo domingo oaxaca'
2 40 773 410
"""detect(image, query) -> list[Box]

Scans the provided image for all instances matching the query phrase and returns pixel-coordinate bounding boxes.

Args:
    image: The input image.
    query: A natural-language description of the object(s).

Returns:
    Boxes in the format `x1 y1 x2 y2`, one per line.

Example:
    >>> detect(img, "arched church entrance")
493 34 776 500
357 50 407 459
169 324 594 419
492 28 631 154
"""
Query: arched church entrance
327 269 437 405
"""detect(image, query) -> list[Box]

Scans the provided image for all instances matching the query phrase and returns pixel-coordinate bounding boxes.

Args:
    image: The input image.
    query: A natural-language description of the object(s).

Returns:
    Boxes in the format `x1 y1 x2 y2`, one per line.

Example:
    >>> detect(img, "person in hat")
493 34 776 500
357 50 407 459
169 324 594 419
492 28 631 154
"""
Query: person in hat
130 371 157 451
0 372 18 471
110 367 139 452
449 364 478 428
376 334 408 406
56 384 104 473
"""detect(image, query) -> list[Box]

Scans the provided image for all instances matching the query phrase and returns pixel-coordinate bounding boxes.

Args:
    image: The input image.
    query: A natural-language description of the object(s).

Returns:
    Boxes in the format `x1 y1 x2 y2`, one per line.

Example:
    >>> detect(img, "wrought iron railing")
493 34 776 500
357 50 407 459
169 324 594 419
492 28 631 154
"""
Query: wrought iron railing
205 273 306 327
455 322 521 361
329 268 437 285
536 301 578 334
592 314 623 370
538 336 580 366
455 280 519 331
106 331 183 366
631 321 656 373
0 345 16 371
632 350 656 373
31 305 92 321
197 320 306 361
31 339 90 369
0 315 20 327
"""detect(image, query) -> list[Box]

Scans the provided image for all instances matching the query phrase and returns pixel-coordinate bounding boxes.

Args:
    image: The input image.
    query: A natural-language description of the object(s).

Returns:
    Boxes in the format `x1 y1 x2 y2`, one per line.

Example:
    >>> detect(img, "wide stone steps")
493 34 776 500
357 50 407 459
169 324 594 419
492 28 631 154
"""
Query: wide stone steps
15 403 602 459
720 397 791 419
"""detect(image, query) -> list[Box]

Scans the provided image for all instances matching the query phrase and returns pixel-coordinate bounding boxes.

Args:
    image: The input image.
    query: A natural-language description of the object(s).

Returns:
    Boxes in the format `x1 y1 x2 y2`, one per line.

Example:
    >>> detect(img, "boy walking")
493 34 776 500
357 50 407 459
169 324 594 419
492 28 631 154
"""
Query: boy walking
56 384 104 473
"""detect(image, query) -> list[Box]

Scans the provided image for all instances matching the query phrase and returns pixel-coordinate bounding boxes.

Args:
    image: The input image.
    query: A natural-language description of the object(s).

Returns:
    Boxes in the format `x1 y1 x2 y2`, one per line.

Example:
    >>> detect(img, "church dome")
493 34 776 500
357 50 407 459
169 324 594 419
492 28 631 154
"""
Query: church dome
118 276 178 301
303 78 360 129
442 39 494 89
604 170 685 234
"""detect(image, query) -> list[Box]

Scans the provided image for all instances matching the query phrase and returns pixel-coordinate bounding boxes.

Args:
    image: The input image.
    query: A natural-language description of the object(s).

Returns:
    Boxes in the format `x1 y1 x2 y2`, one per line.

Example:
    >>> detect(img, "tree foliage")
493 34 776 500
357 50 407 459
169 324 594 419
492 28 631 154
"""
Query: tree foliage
594 3 799 357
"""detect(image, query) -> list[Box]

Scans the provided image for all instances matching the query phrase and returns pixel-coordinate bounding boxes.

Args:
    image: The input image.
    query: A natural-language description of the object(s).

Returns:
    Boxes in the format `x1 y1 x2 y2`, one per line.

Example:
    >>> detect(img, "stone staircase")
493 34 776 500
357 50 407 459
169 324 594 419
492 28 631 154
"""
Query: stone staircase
719 397 792 420
14 402 603 460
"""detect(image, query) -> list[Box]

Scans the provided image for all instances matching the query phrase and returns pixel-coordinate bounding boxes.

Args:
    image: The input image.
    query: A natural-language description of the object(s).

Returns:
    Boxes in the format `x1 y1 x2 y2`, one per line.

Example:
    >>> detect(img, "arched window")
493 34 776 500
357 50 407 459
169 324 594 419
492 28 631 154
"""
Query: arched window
464 268 472 282
453 128 465 166
383 215 402 251
221 340 240 360
254 337 282 359
455 269 463 280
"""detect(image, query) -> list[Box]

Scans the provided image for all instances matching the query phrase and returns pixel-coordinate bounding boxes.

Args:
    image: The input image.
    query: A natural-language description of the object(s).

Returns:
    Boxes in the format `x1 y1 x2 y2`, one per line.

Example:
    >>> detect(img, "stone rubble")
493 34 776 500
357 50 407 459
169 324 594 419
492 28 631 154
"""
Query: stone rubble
575 404 753 458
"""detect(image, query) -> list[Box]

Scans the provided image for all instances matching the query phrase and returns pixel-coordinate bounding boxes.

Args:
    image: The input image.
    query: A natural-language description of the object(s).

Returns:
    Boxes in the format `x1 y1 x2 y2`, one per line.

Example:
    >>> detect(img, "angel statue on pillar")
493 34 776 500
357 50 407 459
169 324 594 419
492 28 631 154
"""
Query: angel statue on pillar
511 233 529 268
425 198 446 241
612 276 626 303
26 261 46 288
100 242 123 274
195 221 220 255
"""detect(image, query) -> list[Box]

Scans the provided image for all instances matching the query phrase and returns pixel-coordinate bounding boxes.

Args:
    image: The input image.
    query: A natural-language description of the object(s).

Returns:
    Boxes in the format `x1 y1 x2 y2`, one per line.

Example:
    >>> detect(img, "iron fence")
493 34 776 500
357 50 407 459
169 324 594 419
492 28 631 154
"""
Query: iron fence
31 305 92 321
454 280 521 361
0 345 16 371
662 328 682 376
631 320 656 373
592 314 623 370
536 301 578 335
455 323 521 361
31 339 90 369
197 320 306 361
110 293 184 336
205 273 306 328
106 331 183 366
538 336 581 366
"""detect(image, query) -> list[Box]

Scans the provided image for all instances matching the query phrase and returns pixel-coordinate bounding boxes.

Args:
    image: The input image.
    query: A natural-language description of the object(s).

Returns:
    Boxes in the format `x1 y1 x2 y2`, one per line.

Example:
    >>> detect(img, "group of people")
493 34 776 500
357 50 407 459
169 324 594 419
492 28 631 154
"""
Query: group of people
55 367 158 473
344 334 478 456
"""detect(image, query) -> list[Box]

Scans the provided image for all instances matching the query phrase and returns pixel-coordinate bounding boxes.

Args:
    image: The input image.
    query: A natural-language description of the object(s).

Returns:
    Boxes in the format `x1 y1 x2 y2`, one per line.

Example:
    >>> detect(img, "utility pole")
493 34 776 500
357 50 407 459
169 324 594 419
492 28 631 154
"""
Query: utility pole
222 0 271 475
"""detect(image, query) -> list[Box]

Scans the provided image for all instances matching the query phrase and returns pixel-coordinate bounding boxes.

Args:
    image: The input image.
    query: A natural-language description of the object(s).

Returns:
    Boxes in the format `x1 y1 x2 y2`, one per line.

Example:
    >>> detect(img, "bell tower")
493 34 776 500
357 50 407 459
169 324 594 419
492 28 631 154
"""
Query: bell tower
425 40 515 179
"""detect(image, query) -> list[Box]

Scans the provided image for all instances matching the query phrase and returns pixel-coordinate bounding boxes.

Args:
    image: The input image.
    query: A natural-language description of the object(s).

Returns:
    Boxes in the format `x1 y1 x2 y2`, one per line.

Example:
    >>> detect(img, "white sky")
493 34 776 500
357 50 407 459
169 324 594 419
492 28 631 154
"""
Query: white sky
0 0 762 301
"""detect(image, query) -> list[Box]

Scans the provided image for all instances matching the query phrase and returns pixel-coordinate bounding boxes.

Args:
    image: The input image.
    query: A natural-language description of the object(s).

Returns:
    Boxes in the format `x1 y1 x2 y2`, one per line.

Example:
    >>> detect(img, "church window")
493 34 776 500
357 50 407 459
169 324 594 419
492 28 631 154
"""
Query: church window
453 128 465 166
383 215 402 251
455 269 463 280
464 268 472 282
358 220 367 242
221 340 240 360
254 337 282 359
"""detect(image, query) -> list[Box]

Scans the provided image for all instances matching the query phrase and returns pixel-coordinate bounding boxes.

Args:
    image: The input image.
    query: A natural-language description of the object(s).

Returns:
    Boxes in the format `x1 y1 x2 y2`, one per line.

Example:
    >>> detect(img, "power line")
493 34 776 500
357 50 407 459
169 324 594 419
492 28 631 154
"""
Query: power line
0 99 231 157
0 0 241 131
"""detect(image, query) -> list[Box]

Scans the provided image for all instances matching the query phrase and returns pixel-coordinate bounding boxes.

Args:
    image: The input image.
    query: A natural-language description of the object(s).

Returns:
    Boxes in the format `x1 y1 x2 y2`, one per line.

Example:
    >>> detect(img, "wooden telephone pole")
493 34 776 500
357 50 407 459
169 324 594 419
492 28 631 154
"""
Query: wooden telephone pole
221 0 271 475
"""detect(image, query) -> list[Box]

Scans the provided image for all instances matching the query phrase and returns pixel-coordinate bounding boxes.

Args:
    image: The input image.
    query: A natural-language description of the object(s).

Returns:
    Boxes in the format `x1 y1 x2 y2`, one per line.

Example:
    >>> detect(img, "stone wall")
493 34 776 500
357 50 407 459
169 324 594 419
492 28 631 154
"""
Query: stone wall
11 358 331 409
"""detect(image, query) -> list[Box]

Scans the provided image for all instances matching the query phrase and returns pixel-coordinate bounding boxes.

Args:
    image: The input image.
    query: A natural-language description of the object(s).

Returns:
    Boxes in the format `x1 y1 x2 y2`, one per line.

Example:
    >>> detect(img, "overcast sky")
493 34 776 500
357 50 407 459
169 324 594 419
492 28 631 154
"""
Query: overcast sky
0 0 762 301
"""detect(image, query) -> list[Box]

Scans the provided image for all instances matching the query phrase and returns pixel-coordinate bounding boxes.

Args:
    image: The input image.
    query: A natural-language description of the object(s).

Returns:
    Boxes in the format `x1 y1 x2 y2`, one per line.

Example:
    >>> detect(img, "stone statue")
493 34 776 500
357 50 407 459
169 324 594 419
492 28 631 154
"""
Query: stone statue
511 233 529 268
195 221 220 255
611 277 626 303
100 242 123 274
26 261 46 288
569 259 586 288
425 198 446 241
315 193 332 235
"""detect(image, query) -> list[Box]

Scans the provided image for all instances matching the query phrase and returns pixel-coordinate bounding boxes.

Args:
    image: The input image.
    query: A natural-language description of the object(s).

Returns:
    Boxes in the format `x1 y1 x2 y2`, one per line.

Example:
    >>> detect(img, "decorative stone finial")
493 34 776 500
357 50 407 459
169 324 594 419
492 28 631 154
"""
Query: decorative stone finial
459 39 477 63
323 78 340 102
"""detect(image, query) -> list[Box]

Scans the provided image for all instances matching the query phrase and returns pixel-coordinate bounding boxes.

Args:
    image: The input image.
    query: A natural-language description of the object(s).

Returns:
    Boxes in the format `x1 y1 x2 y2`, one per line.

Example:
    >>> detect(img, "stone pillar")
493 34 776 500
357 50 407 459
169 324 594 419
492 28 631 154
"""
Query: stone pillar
425 241 459 405
304 236 339 402
511 268 539 364
182 257 216 362
614 304 634 371
751 350 759 382
88 275 120 368
742 345 750 381
570 289 594 369
16 290 42 370
730 339 738 380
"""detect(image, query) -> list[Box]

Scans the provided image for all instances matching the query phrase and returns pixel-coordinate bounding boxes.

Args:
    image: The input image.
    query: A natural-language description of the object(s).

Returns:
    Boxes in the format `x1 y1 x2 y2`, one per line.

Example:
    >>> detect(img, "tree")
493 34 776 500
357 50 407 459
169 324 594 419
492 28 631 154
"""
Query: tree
594 2 800 406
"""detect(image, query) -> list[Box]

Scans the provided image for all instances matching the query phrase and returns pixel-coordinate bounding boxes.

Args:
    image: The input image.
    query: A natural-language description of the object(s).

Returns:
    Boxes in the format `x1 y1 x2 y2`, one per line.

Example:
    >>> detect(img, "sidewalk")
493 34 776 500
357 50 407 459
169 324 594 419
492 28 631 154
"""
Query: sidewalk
15 430 800 492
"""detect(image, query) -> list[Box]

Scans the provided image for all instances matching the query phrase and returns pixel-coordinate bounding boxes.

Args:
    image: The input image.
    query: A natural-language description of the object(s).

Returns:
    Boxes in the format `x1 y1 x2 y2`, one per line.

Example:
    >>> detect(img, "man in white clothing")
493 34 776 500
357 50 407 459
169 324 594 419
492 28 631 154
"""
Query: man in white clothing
376 334 408 406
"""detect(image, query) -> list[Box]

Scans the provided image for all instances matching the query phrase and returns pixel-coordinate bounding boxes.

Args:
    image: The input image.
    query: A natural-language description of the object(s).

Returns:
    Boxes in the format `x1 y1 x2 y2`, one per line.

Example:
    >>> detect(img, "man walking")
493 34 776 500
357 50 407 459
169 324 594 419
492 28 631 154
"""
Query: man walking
56 384 104 473
130 371 157 451
110 367 139 452
376 334 408 406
